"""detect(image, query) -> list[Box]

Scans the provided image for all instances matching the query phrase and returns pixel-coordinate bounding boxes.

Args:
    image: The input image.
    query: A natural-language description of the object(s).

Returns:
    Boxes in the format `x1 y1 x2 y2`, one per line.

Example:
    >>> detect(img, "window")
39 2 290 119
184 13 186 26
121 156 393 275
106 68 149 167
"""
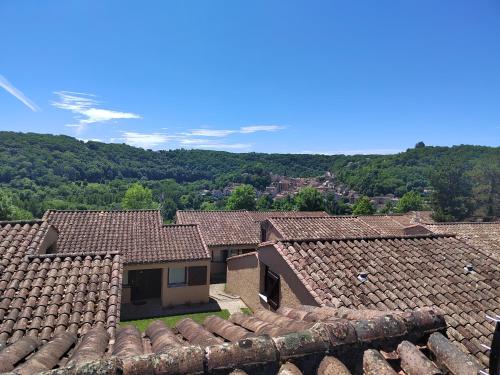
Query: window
188 266 208 286
168 267 186 286
263 266 280 310
212 250 228 263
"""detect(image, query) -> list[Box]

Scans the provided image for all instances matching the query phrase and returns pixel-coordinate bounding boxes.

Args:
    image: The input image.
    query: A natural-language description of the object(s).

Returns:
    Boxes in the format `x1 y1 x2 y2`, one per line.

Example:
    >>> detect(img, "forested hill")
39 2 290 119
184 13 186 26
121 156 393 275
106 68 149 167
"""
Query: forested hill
0 131 498 219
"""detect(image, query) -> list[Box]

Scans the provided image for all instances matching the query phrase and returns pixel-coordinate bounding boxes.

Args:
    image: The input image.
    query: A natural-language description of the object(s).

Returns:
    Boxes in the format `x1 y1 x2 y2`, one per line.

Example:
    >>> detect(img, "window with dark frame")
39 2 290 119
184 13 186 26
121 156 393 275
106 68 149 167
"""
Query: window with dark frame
264 265 280 310
168 267 186 286
188 266 208 286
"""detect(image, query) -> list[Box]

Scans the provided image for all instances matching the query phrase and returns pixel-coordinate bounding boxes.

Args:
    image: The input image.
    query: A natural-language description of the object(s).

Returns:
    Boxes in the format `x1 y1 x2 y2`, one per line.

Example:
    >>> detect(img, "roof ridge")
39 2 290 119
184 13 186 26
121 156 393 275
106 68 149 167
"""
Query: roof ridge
27 251 121 260
177 209 249 213
162 223 200 227
276 233 454 244
0 219 45 225
44 209 161 213
428 221 500 225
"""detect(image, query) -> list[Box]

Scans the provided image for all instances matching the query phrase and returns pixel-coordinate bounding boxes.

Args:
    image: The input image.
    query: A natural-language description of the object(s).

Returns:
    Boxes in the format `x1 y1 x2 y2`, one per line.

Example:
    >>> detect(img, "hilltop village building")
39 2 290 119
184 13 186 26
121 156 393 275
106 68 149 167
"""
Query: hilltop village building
0 209 498 373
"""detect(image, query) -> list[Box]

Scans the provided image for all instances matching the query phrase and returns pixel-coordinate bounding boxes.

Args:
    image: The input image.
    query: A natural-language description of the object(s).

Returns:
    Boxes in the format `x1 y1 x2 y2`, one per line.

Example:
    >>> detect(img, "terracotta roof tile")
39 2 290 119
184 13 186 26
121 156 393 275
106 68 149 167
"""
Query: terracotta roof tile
0 248 122 347
175 210 332 247
4 305 488 374
175 210 261 246
43 210 210 263
425 222 500 260
269 235 499 367
264 216 382 241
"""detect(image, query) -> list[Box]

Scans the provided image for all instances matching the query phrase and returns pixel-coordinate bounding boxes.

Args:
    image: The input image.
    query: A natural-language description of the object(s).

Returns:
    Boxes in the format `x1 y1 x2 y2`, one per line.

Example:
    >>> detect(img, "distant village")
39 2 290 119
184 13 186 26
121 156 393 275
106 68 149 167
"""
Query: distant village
206 171 415 210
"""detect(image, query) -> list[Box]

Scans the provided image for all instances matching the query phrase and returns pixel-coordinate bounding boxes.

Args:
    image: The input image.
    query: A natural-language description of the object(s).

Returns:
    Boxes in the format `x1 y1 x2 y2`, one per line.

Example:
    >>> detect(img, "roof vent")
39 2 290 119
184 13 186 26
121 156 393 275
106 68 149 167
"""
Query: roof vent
357 272 368 283
464 264 475 274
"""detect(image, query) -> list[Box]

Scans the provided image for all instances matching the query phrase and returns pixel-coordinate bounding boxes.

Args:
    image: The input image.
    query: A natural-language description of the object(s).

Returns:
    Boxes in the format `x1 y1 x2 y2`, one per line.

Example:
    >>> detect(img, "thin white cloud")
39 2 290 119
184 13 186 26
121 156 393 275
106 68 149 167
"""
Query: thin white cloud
0 75 39 111
240 125 285 133
52 91 141 133
114 131 252 151
186 125 285 137
188 129 236 137
119 132 173 149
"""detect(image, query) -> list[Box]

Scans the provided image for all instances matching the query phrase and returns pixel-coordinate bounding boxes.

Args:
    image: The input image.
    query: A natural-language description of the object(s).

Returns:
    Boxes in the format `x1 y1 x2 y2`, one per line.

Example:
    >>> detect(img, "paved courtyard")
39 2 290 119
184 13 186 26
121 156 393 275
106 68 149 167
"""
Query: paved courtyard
209 283 248 314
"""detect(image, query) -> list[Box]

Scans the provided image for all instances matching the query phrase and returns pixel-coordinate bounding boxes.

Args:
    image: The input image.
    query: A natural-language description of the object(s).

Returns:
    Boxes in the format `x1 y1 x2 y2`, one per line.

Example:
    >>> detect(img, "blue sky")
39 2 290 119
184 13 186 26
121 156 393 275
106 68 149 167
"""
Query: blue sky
1 1 499 154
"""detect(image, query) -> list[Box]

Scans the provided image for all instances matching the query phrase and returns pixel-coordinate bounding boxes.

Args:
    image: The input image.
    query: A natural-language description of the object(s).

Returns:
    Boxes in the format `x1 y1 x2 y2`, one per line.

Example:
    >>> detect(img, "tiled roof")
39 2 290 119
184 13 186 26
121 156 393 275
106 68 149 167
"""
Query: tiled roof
175 210 332 247
2 305 488 374
175 211 262 246
0 249 122 347
271 234 500 367
263 214 433 242
264 216 382 241
43 210 209 263
357 215 416 235
425 222 500 260
0 219 123 371
247 211 330 221
156 224 211 262
0 220 52 268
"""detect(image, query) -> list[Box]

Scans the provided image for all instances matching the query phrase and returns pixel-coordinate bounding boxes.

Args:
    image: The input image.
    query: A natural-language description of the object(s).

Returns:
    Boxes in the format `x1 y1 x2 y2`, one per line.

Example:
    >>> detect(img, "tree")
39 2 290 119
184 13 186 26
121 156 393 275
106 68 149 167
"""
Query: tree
160 198 177 220
226 184 256 210
395 191 423 213
121 183 158 210
0 189 14 220
379 200 395 214
352 196 375 215
415 141 426 149
294 187 324 211
0 189 33 220
324 193 350 215
470 157 500 218
272 196 295 211
200 201 217 211
430 163 472 221
256 194 273 211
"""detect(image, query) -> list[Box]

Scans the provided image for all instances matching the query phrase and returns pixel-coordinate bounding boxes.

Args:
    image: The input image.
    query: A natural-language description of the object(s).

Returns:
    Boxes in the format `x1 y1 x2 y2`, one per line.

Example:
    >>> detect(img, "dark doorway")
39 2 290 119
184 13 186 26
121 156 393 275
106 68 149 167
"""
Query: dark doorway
264 266 280 310
129 269 162 302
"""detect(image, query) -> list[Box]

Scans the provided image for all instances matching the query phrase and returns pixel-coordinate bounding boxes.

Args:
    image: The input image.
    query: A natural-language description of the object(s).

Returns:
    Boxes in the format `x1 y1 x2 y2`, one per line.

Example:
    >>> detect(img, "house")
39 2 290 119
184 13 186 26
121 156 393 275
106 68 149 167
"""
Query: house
43 210 211 309
0 302 493 374
226 233 500 367
175 210 330 282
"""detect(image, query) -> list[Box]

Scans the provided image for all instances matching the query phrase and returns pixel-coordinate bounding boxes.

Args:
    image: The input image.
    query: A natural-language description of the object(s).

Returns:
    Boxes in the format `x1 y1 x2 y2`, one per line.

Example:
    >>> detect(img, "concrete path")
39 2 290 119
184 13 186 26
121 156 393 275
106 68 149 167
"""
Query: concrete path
209 283 248 314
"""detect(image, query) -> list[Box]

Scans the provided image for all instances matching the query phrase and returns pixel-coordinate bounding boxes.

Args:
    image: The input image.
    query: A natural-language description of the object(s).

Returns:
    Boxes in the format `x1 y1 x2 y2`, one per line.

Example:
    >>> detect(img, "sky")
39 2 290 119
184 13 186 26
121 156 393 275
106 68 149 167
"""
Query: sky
1 1 499 154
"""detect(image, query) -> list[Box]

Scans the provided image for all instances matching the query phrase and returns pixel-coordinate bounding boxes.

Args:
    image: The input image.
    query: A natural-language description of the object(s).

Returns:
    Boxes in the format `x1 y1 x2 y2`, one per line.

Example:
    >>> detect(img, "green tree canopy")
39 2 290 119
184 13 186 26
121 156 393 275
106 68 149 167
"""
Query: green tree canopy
225 184 256 210
200 201 217 211
0 189 33 220
431 163 472 221
256 194 273 211
121 183 158 210
294 187 324 211
352 196 375 215
395 191 424 213
0 189 14 220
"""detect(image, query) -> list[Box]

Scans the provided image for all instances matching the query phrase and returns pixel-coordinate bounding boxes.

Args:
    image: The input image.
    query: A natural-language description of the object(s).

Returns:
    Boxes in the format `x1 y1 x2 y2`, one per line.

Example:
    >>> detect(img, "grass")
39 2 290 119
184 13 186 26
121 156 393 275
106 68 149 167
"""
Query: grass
121 309 230 332
240 307 252 315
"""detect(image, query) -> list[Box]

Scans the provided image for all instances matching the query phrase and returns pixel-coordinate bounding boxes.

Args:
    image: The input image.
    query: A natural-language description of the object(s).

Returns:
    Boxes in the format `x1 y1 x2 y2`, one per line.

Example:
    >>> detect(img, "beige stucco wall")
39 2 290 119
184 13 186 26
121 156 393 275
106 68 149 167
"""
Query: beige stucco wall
226 252 261 310
123 259 210 307
227 246 319 311
209 245 256 281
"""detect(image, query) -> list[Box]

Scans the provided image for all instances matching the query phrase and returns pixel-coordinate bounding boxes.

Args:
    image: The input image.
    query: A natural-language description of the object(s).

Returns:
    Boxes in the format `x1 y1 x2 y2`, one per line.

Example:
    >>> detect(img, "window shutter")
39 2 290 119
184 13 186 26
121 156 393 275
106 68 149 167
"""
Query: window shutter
188 266 208 286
